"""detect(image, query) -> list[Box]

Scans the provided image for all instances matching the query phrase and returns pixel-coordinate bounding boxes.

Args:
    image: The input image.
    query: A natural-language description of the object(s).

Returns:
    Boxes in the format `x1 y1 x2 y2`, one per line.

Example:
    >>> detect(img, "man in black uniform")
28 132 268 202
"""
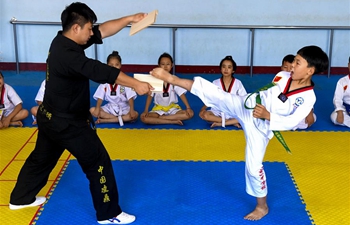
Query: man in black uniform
9 2 152 224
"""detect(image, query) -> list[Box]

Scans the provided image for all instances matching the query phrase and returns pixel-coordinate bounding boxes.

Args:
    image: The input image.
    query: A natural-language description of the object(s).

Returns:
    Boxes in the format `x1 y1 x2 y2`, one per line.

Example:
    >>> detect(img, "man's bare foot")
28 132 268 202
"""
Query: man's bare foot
244 205 269 221
10 121 23 127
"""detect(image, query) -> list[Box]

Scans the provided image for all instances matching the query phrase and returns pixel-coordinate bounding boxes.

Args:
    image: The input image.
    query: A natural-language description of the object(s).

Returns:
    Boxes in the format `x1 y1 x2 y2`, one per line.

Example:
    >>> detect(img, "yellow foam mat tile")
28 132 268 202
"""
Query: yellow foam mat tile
0 128 71 225
1 180 54 225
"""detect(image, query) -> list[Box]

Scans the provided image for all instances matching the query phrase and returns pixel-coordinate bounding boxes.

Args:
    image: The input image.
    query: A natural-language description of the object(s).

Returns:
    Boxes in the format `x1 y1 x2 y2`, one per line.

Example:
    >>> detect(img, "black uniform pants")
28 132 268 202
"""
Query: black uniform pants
10 106 122 221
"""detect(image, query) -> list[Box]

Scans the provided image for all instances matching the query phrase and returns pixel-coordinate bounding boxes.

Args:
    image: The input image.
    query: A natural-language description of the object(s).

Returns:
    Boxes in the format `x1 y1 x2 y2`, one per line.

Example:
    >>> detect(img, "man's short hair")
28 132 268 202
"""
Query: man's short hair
61 2 97 32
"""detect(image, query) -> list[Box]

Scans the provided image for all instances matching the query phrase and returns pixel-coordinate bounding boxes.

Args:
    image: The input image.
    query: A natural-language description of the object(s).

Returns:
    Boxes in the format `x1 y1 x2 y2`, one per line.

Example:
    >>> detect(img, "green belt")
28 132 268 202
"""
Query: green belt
244 83 292 154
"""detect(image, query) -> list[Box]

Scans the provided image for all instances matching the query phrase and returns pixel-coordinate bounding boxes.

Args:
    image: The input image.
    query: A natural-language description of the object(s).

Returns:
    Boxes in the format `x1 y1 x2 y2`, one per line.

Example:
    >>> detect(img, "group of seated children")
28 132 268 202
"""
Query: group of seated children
1 54 349 129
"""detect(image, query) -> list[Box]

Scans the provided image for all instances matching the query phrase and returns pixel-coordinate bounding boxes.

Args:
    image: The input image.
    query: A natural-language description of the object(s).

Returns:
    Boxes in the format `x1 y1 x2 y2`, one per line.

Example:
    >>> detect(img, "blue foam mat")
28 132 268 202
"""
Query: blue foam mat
4 71 348 131
36 160 312 225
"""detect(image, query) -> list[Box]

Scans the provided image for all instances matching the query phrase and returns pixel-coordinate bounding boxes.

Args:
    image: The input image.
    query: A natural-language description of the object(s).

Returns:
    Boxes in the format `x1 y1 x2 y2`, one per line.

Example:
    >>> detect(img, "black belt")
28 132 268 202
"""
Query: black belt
40 103 88 120
39 104 96 130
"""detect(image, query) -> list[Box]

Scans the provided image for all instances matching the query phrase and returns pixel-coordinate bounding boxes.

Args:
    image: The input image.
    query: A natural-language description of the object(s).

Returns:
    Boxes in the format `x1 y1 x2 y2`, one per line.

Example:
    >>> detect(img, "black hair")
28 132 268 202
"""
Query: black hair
282 54 295 64
0 71 3 78
158 52 173 65
61 2 97 32
348 56 350 63
297 46 329 74
220 56 237 72
107 51 122 64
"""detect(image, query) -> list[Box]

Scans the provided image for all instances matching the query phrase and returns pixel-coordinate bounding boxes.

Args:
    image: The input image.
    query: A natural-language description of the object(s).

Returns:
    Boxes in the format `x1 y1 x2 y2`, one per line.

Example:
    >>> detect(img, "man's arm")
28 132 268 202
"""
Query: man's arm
99 13 147 39
115 71 152 96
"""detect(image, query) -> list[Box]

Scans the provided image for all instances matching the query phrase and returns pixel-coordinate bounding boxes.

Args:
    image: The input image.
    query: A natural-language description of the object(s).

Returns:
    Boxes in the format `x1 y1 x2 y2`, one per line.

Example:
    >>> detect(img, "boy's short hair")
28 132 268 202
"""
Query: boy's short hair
348 56 350 63
297 45 329 75
282 54 295 64
61 2 97 32
0 71 3 78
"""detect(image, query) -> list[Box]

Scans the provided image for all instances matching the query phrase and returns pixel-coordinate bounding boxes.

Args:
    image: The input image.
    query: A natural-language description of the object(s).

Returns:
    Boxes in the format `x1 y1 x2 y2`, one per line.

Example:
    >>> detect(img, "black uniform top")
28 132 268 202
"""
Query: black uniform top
43 25 120 120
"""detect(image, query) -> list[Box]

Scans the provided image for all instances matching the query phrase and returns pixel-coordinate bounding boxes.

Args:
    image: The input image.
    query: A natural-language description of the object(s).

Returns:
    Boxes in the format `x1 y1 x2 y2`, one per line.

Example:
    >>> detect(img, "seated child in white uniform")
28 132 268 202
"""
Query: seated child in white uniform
277 54 316 129
330 56 350 128
0 71 28 128
140 53 193 125
150 46 329 221
90 51 138 126
199 55 247 128
30 79 46 125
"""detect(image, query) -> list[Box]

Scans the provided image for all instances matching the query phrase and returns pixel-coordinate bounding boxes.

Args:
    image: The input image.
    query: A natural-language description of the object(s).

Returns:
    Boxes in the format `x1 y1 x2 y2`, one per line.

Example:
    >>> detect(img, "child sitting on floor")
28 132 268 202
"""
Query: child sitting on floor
199 55 246 128
330 56 350 128
0 71 28 128
140 52 193 125
90 51 138 126
30 79 46 125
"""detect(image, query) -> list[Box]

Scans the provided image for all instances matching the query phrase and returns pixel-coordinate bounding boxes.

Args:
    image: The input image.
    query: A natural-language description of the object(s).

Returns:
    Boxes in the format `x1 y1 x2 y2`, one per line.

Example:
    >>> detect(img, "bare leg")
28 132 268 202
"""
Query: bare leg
150 68 194 91
97 117 119 123
140 112 183 125
122 112 139 123
244 196 269 221
12 109 29 122
160 110 193 121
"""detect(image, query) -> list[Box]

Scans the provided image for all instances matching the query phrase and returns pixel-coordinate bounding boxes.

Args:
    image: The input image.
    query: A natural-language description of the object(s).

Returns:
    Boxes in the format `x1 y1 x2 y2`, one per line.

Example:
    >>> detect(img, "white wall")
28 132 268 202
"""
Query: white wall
0 0 349 67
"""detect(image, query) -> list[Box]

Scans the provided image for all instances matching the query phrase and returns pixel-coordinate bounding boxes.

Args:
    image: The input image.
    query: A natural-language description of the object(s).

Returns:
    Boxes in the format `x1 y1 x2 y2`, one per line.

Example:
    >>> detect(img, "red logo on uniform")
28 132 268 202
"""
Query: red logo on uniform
344 85 348 91
273 76 282 83
259 167 266 190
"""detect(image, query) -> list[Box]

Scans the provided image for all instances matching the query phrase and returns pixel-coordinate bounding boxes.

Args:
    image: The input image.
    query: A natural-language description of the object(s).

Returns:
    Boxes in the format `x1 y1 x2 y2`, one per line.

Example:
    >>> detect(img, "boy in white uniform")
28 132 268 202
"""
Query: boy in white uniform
30 80 46 125
0 71 29 128
200 56 247 128
150 45 329 221
330 57 350 127
90 51 138 126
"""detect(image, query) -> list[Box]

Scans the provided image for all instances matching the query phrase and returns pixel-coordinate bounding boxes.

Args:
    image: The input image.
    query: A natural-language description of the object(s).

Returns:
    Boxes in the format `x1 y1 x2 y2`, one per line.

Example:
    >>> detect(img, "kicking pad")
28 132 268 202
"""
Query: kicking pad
129 10 158 36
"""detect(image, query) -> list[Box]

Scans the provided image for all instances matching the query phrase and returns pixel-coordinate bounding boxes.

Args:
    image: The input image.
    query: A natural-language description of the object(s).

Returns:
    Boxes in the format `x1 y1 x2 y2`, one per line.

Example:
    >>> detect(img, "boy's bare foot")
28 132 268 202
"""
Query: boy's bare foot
244 205 269 221
150 68 174 83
